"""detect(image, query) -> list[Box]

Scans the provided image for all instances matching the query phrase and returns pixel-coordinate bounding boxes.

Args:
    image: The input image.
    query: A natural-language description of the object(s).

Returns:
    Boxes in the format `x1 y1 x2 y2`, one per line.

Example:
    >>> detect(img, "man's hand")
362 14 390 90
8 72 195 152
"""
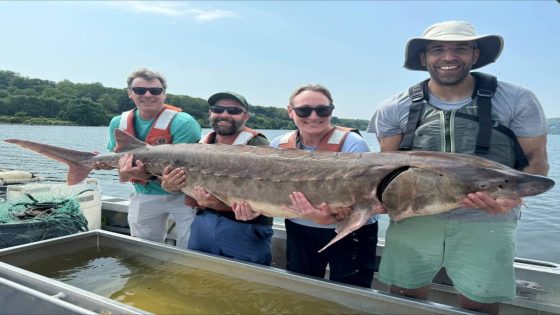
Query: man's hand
462 192 522 215
232 201 261 221
160 166 187 192
185 196 199 208
92 151 113 170
117 153 149 182
193 186 230 210
93 161 113 170
282 192 351 225
372 203 388 215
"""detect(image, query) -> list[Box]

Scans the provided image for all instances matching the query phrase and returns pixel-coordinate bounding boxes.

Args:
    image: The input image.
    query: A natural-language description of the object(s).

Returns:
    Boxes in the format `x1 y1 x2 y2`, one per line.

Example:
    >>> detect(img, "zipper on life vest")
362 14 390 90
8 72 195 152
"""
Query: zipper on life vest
444 110 452 152
448 109 457 152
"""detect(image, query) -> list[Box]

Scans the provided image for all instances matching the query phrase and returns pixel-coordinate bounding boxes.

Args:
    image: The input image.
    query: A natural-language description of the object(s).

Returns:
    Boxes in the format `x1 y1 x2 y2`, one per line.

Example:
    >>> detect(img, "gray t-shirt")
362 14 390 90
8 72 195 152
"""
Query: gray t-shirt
368 80 547 221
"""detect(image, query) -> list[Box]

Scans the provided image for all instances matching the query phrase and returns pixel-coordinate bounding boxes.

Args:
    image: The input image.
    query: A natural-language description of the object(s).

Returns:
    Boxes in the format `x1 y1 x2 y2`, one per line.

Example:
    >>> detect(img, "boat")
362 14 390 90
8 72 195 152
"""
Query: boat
99 195 560 315
0 189 559 314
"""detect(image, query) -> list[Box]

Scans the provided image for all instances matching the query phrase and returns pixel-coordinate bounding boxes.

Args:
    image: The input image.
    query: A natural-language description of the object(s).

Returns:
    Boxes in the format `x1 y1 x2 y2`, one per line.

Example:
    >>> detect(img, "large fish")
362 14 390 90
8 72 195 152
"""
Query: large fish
5 129 555 251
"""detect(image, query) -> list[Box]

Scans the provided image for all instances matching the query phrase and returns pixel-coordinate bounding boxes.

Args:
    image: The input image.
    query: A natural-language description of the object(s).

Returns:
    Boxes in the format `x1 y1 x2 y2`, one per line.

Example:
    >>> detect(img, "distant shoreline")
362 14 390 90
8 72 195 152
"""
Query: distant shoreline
2 121 559 135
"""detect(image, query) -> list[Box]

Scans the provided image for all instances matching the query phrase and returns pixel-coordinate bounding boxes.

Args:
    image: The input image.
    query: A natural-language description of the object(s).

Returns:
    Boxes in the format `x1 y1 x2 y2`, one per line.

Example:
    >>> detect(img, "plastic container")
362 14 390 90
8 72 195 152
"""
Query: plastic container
0 170 39 185
6 179 102 230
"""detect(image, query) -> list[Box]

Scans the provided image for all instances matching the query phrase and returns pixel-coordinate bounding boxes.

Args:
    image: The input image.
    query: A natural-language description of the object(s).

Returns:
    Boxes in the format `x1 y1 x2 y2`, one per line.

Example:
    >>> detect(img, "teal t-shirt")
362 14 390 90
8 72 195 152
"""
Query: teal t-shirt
107 110 202 195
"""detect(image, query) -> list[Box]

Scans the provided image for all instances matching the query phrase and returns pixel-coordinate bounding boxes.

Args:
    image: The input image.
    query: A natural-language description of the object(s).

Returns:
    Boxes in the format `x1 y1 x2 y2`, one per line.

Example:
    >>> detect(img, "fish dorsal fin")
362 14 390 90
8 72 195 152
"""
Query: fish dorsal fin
114 129 147 152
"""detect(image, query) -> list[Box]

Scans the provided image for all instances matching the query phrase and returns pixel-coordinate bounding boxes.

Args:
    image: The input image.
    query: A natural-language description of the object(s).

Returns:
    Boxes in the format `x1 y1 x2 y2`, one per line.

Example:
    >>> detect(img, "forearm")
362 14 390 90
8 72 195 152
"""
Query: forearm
522 160 549 176
517 135 549 176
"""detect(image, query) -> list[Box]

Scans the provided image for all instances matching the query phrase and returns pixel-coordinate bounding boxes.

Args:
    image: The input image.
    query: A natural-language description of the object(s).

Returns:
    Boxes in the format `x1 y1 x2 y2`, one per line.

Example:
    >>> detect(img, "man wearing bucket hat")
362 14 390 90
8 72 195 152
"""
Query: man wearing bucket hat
160 92 274 265
368 21 549 313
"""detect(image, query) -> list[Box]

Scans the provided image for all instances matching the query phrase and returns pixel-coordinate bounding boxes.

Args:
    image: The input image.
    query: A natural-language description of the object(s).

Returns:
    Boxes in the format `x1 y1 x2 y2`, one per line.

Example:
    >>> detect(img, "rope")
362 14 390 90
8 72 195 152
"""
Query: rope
0 192 89 248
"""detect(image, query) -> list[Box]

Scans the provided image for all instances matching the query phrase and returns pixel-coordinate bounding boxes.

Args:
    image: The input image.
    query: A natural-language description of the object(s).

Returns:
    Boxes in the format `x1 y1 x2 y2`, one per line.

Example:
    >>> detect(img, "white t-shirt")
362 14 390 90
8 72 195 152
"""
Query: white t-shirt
270 131 379 228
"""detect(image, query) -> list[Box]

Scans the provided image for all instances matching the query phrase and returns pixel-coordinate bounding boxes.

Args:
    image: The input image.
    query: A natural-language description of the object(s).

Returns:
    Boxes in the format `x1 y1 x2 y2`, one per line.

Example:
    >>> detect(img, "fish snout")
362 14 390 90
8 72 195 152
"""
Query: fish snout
518 175 555 197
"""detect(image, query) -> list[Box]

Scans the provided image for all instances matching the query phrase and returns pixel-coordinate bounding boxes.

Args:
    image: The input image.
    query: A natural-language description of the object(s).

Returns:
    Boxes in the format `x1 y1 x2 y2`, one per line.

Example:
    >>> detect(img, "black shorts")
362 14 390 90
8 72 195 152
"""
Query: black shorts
285 219 378 288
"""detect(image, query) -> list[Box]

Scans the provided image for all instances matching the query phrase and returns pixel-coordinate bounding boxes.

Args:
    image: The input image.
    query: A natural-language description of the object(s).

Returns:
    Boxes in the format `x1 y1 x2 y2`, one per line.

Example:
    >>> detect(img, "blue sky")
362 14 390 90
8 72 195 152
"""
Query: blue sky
1 1 559 120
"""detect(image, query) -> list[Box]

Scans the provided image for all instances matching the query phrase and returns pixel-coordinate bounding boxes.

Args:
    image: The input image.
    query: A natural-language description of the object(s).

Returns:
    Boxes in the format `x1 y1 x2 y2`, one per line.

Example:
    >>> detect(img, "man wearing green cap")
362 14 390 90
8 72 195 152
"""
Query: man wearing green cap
161 92 273 265
368 21 548 313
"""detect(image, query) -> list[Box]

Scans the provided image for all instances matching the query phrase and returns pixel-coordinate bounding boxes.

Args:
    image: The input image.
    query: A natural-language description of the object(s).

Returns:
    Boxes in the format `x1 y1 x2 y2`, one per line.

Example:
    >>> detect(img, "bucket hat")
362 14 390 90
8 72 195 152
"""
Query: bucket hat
208 91 250 109
404 20 504 71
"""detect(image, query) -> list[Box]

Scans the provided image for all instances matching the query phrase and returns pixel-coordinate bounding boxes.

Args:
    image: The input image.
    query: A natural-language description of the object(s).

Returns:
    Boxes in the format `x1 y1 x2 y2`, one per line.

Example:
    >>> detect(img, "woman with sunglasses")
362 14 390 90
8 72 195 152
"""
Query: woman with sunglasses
267 84 379 288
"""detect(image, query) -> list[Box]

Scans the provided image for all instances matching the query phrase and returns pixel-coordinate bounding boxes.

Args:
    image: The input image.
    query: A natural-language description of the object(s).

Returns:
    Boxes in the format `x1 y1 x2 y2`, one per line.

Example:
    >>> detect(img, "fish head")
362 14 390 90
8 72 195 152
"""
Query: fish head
462 167 555 199
404 151 556 199
380 162 554 221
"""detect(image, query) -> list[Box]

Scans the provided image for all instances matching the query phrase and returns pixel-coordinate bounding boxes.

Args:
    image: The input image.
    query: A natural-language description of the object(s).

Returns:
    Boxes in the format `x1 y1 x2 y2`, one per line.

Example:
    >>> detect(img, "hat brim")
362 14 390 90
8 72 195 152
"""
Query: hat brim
404 35 504 71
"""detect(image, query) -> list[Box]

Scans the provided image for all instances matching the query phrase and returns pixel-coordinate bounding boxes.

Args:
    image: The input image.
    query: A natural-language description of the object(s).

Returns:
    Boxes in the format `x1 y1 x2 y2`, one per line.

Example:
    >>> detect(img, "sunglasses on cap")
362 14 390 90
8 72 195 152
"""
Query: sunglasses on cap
210 105 246 115
290 104 334 118
130 87 165 96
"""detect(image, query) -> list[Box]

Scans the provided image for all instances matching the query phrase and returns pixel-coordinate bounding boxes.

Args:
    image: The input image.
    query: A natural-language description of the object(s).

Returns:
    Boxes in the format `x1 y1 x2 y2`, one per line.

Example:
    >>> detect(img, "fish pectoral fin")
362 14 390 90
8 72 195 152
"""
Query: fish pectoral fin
382 167 451 221
381 167 469 221
318 206 374 253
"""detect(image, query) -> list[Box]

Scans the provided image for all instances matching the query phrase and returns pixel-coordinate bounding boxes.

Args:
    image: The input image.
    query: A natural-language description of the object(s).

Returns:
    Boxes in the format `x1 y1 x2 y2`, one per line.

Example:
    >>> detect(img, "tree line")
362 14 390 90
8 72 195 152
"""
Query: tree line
0 70 369 130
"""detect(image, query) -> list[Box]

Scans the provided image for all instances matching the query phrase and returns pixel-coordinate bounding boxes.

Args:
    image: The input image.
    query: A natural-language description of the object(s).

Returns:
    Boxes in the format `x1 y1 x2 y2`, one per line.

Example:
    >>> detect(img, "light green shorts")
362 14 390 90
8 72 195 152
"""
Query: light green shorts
378 216 517 303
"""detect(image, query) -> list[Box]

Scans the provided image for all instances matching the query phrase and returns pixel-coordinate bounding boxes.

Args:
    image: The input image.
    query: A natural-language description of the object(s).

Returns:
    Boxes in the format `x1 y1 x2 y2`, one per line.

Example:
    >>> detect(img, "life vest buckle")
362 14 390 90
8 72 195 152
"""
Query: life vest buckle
409 85 425 102
477 89 493 98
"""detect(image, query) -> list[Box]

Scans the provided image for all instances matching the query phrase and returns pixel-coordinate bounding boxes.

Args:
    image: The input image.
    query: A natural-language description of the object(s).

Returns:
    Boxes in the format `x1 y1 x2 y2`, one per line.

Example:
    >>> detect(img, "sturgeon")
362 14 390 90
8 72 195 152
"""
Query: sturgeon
5 129 555 251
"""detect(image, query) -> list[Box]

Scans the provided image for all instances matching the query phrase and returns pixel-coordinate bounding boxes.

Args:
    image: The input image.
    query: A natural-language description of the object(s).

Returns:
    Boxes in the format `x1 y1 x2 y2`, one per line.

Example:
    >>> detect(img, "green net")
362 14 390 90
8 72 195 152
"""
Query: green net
0 192 89 248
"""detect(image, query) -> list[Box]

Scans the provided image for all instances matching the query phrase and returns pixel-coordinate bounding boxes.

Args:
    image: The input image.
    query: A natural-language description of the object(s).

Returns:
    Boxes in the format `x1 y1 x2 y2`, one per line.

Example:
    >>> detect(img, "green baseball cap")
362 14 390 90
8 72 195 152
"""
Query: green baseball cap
208 91 250 109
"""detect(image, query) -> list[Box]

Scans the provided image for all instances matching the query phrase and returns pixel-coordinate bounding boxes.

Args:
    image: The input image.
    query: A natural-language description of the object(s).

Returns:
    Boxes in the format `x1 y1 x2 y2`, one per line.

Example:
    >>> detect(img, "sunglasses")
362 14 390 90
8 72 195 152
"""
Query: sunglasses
291 104 334 118
130 87 165 96
210 105 246 115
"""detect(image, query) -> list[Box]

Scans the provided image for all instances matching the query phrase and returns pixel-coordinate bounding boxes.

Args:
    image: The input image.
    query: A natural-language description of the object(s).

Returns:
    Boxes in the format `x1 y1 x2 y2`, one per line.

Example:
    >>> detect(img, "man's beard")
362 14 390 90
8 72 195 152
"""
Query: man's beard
427 62 472 86
211 117 244 136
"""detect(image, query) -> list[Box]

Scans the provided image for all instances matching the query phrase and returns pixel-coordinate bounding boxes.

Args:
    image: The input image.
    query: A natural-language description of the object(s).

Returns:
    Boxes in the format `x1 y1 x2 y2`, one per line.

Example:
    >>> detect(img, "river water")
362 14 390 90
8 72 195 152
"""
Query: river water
0 124 558 263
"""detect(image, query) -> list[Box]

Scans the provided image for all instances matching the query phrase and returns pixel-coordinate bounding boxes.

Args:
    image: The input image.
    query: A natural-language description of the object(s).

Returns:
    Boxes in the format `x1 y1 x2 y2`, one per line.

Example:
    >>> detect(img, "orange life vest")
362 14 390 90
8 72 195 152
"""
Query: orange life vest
200 127 265 144
277 126 359 152
118 104 182 185
119 104 182 145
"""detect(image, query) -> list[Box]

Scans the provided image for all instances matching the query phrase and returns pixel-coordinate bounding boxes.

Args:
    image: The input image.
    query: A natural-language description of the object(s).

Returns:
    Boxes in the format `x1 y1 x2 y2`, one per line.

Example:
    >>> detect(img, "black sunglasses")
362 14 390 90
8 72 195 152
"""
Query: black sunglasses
210 105 245 115
291 104 334 118
130 87 165 96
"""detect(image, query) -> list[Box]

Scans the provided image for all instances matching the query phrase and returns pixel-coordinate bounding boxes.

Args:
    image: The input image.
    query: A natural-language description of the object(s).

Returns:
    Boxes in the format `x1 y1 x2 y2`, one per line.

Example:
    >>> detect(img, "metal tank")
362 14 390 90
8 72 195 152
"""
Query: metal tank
0 230 476 315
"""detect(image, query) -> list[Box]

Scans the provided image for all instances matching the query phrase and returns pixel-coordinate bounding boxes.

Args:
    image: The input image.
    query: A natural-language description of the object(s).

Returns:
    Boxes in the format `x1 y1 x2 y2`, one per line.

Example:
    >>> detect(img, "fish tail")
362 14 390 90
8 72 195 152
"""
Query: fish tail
4 139 96 185
318 206 374 253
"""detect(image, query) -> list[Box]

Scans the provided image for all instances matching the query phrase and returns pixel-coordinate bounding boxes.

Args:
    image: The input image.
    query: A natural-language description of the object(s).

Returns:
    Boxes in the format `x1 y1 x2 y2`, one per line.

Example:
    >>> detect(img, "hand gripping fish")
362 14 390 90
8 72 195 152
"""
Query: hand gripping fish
5 129 554 251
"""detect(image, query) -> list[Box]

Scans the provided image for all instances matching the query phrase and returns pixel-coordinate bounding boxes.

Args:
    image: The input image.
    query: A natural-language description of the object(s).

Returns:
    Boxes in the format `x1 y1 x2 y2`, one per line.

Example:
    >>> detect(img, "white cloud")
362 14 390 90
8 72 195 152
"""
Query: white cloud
102 1 238 21
189 9 237 22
